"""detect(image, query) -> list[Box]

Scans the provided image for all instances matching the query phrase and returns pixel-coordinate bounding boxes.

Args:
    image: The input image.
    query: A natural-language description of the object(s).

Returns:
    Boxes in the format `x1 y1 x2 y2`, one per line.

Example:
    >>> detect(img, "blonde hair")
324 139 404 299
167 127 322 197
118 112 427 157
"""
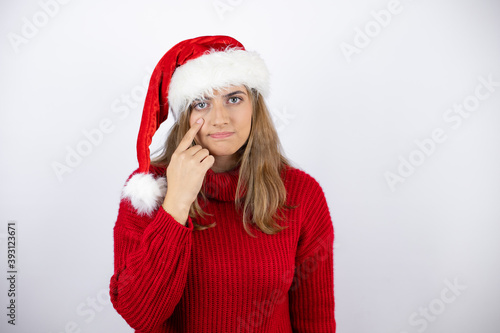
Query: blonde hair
151 87 295 237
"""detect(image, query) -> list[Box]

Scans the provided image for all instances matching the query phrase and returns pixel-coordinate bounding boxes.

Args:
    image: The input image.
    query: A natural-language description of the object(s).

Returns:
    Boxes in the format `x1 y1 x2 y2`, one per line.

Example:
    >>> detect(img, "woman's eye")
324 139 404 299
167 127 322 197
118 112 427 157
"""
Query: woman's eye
194 101 208 110
228 97 241 104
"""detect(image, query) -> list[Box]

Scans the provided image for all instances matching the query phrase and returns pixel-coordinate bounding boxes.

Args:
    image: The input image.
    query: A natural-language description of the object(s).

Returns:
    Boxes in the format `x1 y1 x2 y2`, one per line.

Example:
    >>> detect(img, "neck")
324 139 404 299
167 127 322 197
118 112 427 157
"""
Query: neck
211 154 240 173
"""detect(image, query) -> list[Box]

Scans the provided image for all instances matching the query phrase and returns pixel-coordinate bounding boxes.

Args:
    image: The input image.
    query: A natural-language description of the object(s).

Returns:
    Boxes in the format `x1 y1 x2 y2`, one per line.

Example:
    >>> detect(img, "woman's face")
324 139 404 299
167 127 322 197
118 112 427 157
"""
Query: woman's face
188 85 252 157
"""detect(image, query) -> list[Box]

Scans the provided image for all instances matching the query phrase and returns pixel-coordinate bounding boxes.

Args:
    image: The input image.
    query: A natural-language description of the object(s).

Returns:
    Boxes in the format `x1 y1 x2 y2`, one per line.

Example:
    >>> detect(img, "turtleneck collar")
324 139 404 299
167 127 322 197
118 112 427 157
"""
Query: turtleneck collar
202 163 244 202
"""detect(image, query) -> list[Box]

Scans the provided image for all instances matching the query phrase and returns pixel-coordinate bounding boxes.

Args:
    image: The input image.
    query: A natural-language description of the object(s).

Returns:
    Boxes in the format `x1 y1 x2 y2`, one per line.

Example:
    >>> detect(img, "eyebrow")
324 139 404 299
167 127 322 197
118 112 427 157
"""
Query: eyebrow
222 90 247 98
193 90 247 102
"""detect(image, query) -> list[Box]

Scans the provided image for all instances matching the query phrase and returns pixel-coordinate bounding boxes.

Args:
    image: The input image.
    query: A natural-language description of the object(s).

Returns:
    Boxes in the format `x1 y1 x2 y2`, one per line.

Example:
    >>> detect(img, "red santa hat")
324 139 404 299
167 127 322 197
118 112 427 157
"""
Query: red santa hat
121 35 270 216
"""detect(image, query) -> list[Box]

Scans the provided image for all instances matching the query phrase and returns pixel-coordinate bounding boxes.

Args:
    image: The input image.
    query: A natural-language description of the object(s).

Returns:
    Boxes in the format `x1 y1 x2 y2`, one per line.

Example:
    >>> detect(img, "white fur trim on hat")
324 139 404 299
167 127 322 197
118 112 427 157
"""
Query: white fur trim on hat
168 48 270 117
121 173 167 216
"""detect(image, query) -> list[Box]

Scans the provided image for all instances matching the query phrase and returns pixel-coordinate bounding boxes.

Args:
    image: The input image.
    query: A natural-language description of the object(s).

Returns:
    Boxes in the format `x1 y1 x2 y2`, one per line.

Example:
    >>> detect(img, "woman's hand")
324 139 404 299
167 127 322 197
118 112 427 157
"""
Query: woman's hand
162 118 214 225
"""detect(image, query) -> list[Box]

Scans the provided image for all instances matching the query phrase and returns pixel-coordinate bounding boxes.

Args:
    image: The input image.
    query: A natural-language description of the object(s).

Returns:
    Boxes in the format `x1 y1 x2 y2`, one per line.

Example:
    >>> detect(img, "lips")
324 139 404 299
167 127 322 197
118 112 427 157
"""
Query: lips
209 132 234 139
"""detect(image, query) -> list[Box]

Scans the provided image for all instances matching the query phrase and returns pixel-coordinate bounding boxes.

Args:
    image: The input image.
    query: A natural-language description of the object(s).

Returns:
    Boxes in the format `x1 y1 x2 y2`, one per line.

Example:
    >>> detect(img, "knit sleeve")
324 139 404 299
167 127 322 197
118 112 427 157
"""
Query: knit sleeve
288 174 336 332
109 178 193 332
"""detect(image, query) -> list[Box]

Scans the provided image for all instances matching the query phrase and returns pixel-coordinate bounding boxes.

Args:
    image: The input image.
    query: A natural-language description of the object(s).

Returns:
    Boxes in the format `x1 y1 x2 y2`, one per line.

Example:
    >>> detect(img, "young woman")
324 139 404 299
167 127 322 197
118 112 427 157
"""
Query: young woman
109 35 335 332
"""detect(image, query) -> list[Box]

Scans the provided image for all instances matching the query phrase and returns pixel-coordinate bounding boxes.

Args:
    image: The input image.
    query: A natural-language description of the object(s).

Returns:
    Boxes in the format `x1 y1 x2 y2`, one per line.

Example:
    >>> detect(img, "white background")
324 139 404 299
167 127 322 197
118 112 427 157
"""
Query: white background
1 0 499 332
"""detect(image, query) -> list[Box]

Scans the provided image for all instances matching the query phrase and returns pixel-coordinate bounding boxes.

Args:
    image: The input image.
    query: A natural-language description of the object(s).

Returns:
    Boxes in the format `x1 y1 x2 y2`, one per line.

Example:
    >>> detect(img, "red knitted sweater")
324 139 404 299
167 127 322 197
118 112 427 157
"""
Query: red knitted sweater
109 164 335 332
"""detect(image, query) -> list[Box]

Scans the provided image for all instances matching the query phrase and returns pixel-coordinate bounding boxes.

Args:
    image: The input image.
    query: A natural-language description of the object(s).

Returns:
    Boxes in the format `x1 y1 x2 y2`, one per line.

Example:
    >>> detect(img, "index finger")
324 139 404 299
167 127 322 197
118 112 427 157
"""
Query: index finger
176 118 204 152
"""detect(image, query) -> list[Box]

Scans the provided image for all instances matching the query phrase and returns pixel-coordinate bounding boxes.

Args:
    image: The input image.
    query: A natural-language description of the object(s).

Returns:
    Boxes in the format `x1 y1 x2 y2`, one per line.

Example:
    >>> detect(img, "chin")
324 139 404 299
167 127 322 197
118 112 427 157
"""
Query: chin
209 148 239 156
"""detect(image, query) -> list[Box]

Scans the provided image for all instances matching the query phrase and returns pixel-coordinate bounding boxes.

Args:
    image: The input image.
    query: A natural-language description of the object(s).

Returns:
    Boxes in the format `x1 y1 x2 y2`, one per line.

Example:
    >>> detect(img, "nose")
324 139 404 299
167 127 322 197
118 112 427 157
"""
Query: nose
209 99 230 126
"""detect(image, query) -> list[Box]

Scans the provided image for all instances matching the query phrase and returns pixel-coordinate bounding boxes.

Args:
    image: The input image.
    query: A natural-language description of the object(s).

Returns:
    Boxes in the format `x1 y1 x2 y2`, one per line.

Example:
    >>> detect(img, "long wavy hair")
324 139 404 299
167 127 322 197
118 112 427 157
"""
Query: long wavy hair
151 86 295 237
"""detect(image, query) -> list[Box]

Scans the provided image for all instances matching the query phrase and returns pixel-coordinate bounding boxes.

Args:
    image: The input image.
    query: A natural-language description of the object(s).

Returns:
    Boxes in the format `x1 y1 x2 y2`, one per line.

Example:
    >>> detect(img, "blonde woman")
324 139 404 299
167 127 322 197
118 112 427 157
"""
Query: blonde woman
109 35 335 332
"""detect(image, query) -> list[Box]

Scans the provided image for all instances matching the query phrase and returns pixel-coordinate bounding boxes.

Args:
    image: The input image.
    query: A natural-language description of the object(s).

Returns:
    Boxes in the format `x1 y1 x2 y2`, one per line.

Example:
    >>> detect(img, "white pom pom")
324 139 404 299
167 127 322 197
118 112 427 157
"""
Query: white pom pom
121 173 168 216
